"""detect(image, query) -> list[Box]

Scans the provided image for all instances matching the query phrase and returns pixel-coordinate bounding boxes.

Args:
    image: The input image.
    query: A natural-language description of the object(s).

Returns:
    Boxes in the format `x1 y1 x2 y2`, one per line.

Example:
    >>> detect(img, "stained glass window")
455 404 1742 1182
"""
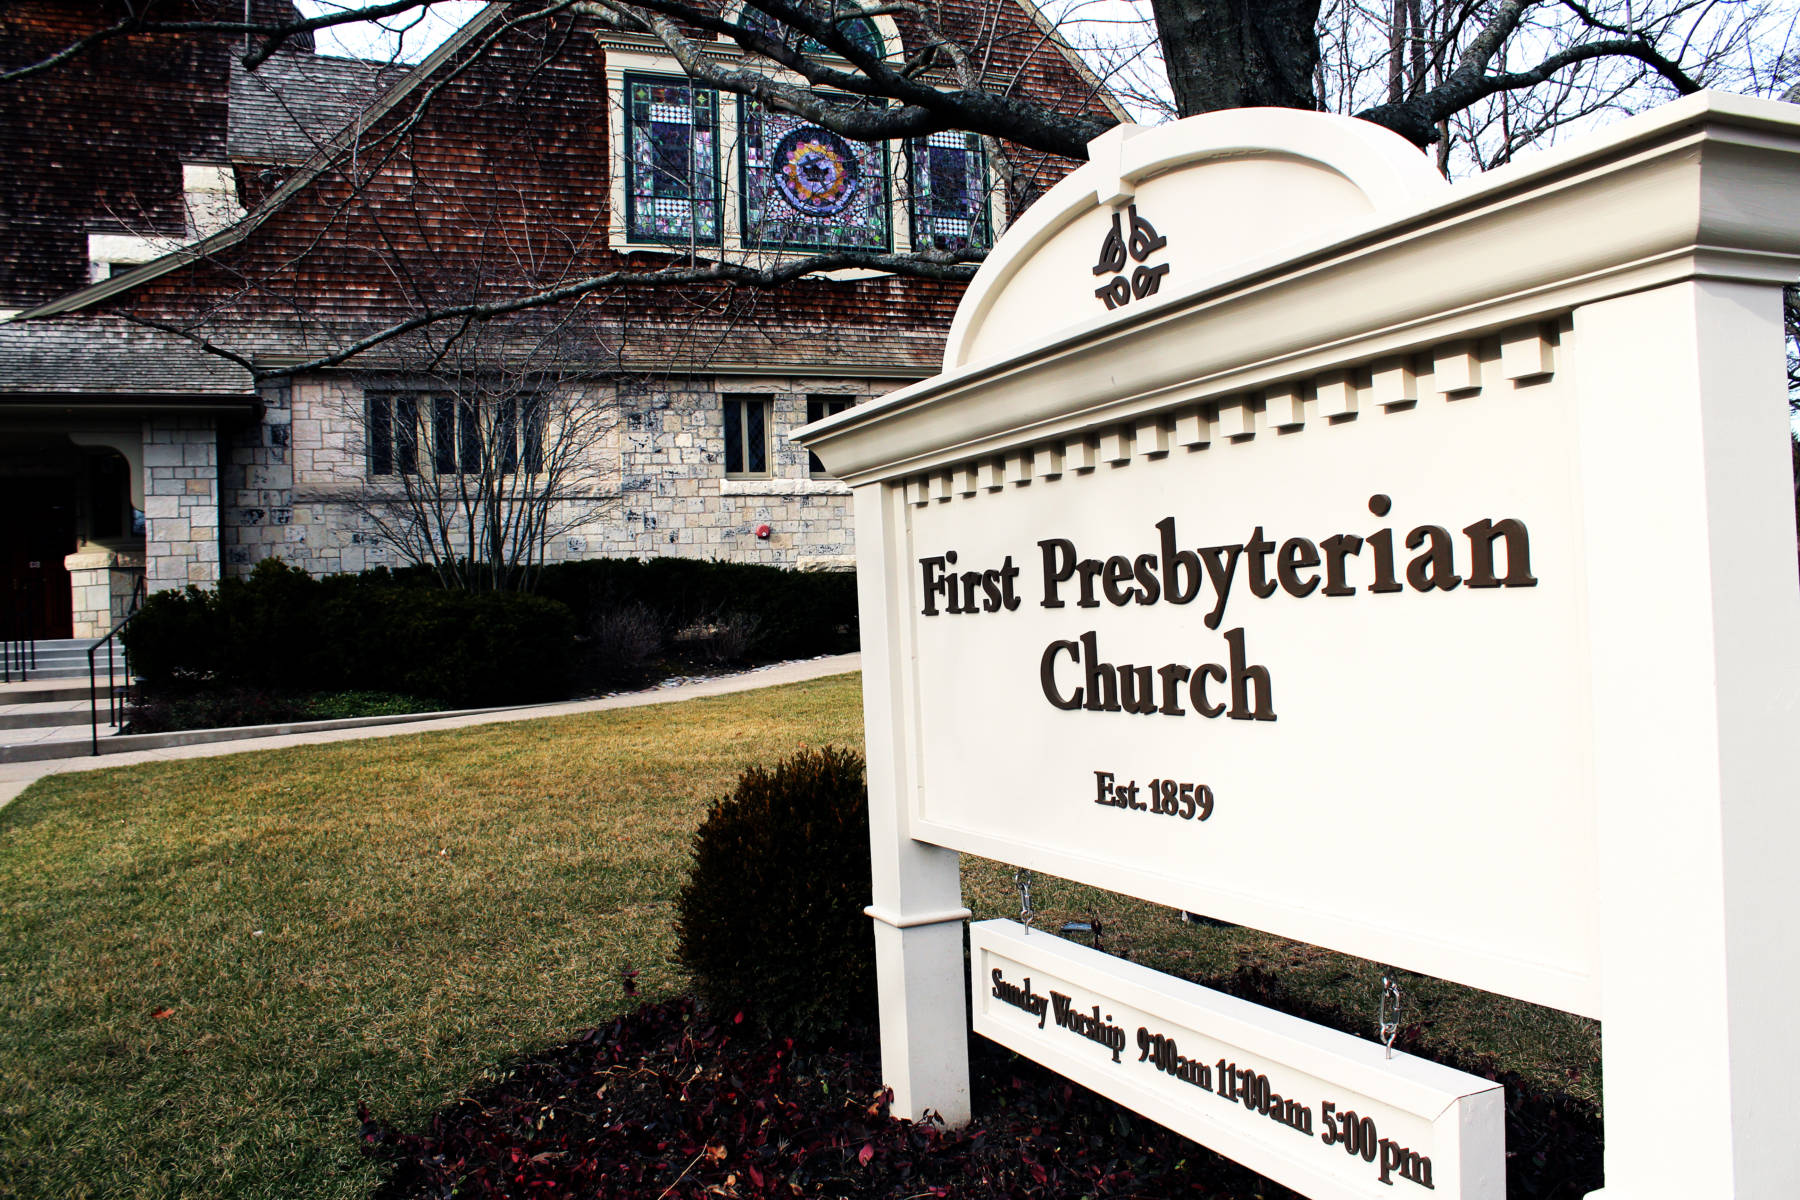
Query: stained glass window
909 131 991 252
740 98 890 252
740 3 886 60
624 74 721 246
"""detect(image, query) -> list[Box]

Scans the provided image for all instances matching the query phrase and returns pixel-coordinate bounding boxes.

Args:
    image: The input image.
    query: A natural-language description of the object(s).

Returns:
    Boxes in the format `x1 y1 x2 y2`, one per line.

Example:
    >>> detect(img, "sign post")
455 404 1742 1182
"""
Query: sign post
799 96 1800 1197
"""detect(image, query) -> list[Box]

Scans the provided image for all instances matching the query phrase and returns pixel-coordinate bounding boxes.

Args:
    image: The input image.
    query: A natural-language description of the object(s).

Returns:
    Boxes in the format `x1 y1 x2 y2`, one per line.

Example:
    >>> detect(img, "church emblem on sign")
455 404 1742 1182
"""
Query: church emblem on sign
1092 204 1168 311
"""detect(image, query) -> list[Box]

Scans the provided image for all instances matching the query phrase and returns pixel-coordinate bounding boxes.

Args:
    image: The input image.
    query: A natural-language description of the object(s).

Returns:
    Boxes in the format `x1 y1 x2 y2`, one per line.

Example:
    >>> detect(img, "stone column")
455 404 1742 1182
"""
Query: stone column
142 416 221 593
61 549 148 638
63 551 116 640
222 381 294 579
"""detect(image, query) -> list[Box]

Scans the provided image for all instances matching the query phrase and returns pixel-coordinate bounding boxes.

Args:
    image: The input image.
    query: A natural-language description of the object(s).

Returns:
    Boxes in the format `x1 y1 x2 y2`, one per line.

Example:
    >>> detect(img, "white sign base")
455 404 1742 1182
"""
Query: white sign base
971 921 1505 1200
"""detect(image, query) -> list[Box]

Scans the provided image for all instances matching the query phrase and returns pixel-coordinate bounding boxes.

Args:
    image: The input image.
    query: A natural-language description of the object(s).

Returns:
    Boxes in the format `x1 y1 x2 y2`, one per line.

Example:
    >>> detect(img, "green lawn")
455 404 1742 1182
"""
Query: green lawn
0 676 866 1200
0 671 1599 1199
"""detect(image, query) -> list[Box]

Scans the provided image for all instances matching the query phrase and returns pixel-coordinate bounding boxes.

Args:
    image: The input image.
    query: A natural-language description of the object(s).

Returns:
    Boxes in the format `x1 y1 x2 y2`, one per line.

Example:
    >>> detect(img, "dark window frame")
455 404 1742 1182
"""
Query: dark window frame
739 5 888 60
722 394 773 479
367 392 545 478
805 395 853 476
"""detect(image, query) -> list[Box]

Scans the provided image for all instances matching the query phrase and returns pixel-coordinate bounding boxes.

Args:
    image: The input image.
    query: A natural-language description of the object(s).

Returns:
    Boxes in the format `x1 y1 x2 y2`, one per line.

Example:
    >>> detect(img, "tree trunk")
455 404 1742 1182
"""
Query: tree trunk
1147 0 1323 118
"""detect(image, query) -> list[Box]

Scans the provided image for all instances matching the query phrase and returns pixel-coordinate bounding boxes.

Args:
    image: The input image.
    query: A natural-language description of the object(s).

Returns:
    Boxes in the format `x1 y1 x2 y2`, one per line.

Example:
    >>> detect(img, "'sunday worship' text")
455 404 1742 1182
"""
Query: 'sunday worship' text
990 967 1438 1190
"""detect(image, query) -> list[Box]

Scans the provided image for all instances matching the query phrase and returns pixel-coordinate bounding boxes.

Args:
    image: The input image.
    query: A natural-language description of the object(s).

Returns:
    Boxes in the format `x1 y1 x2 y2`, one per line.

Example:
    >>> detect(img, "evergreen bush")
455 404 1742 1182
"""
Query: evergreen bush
122 555 854 708
123 560 573 706
676 747 874 1042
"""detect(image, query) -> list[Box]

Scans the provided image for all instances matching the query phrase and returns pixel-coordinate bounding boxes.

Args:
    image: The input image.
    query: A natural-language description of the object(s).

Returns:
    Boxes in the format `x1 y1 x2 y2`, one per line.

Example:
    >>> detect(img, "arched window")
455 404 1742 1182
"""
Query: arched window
738 3 888 61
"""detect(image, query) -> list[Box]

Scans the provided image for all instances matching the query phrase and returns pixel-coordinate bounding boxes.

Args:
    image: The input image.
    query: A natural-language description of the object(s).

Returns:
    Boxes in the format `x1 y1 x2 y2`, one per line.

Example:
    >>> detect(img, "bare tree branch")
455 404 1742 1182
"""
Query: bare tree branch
598 0 1113 155
120 249 980 380
1353 0 1708 146
1 0 453 84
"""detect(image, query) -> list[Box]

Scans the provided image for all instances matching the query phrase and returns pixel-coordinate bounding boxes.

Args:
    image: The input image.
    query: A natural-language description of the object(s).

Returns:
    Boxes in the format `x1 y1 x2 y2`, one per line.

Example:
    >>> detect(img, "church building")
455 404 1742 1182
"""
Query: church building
0 0 1118 638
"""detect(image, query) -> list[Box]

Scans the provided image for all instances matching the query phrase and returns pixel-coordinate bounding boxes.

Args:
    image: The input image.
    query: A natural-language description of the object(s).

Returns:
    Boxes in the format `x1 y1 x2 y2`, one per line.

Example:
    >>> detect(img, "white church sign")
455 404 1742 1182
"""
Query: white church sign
798 95 1800 1198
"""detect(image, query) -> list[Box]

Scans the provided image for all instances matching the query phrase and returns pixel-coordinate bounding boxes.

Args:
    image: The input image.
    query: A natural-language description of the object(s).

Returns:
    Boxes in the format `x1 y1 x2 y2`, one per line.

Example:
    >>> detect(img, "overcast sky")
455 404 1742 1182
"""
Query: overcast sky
297 0 488 61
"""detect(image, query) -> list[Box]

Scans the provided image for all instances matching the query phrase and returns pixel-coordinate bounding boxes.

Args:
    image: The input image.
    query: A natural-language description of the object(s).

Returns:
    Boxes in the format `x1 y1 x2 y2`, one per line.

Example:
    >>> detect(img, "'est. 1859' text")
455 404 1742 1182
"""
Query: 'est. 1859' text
1095 771 1214 821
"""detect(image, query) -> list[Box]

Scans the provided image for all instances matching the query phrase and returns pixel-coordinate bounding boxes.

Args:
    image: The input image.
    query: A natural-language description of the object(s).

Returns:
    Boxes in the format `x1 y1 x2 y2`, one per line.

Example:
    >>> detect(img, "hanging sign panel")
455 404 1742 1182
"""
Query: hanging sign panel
900 346 1599 1017
971 921 1505 1200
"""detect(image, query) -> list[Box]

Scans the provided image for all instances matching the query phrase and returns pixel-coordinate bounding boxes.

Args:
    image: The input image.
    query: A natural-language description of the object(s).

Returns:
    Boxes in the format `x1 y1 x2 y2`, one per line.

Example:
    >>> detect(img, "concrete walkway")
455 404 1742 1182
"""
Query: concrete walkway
0 654 861 810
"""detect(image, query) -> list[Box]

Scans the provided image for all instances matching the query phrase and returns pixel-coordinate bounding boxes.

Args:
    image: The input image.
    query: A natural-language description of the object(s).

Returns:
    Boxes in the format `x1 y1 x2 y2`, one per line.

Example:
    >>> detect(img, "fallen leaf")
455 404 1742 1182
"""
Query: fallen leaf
151 1007 175 1019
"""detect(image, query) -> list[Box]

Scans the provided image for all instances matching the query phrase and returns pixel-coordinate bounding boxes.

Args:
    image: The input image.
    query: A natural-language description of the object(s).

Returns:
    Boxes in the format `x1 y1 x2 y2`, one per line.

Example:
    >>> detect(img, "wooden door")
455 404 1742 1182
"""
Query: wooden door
0 477 77 640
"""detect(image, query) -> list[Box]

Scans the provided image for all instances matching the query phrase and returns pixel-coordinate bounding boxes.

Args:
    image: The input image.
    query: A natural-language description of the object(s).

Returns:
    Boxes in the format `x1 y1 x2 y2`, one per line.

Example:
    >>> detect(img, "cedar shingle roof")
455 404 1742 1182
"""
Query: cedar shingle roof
18 0 1113 377
0 316 255 395
229 54 406 166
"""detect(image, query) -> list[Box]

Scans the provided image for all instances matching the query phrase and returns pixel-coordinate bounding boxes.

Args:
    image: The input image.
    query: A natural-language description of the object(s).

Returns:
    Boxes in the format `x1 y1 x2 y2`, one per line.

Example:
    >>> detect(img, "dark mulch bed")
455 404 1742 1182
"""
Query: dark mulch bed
123 686 436 733
360 968 1602 1200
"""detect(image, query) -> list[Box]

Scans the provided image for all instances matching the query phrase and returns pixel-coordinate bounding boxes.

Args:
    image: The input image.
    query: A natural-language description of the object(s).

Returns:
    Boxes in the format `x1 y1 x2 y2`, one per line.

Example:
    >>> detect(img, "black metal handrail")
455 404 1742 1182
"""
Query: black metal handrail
89 574 146 755
2 591 36 684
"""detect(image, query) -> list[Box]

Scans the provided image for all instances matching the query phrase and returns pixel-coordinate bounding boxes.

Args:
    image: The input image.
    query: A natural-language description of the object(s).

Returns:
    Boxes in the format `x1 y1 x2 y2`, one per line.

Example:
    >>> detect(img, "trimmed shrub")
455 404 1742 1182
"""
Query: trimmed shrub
123 560 574 707
369 587 574 706
116 582 218 686
676 747 873 1041
124 685 310 733
122 555 853 708
123 687 434 733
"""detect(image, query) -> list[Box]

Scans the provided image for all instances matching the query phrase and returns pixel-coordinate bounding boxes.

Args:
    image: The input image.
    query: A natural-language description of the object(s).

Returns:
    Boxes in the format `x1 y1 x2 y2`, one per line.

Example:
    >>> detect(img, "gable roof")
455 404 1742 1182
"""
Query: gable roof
20 0 1120 327
1009 0 1132 125
17 0 513 321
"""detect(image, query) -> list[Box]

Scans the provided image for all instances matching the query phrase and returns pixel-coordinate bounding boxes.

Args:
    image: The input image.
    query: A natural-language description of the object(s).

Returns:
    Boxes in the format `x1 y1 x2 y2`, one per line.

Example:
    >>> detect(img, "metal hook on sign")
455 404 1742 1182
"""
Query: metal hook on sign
1015 867 1035 934
1379 968 1404 1060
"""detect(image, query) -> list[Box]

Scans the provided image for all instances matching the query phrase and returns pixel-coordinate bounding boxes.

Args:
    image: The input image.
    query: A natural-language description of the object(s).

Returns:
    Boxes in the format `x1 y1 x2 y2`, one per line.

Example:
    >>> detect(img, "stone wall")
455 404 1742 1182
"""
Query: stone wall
221 380 296 578
143 414 220 591
221 373 898 579
598 377 878 568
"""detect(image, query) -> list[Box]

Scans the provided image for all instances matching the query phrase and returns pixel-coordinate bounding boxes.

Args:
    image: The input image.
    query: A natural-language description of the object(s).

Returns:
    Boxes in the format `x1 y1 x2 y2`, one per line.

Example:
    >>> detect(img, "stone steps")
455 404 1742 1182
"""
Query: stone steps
0 699 107 731
1 639 130 682
0 721 125 761
0 706 502 764
0 674 131 761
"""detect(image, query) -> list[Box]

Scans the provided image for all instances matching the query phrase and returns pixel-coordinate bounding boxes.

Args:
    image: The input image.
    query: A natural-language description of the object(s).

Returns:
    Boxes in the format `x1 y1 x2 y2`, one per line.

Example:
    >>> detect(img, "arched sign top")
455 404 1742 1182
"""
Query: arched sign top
944 109 1451 370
